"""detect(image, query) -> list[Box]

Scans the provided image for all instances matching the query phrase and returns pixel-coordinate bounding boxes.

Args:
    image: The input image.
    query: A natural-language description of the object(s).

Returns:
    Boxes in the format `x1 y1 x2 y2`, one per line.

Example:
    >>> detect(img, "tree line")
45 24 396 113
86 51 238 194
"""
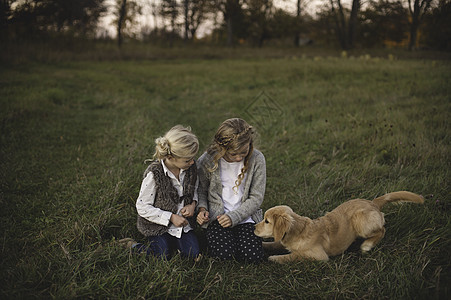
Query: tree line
1 0 450 50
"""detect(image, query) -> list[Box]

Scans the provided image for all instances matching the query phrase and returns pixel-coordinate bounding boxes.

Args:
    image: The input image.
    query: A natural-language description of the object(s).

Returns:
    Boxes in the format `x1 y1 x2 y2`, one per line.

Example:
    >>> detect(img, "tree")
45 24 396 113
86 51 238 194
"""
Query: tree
182 0 210 41
8 0 107 38
215 0 246 46
329 0 347 49
328 0 361 49
41 0 107 35
359 0 409 47
407 0 432 50
348 0 360 48
161 0 179 46
117 0 127 47
114 0 141 47
294 0 302 46
269 8 296 40
0 0 15 41
422 0 451 50
247 0 274 47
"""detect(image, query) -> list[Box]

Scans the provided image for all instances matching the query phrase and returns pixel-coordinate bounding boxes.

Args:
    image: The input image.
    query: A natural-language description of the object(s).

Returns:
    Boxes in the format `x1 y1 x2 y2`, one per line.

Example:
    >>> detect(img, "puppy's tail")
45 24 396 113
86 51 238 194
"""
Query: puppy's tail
372 191 424 209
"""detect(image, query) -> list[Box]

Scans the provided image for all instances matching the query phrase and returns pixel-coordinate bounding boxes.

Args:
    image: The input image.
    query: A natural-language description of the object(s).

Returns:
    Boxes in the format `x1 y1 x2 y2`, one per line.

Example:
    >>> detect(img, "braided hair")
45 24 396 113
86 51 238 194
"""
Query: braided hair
207 118 256 190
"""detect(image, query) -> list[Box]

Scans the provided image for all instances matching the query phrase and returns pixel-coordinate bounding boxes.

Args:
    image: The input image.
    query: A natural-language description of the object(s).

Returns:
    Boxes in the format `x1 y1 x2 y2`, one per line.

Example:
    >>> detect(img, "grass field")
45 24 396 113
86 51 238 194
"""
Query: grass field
1 49 450 299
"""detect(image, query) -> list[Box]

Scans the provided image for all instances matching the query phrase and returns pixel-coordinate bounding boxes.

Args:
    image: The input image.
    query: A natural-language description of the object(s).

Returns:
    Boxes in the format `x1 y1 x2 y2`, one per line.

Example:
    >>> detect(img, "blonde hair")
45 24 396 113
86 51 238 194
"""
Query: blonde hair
207 118 255 190
153 125 199 161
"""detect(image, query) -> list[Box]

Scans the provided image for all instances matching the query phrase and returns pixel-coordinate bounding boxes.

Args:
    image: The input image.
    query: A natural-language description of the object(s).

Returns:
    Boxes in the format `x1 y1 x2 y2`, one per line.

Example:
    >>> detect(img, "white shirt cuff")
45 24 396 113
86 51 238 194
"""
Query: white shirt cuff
160 210 172 226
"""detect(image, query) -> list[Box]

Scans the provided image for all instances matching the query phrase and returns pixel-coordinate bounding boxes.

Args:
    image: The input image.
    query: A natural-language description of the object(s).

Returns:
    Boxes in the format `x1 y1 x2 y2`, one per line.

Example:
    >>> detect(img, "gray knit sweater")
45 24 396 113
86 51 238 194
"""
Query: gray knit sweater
197 149 266 228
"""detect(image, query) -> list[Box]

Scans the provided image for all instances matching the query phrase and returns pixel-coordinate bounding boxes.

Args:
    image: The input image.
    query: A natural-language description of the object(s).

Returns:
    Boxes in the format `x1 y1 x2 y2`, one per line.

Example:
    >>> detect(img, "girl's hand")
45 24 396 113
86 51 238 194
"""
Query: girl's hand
181 202 195 217
197 209 209 225
217 215 232 228
170 214 188 227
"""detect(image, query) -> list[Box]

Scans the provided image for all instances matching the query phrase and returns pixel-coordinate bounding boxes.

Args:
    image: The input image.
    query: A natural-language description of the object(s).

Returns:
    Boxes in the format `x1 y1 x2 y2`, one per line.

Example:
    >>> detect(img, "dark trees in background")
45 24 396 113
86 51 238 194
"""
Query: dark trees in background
247 0 273 47
422 0 451 50
5 0 107 39
294 0 302 46
117 0 127 47
329 0 347 49
161 0 179 46
182 0 210 41
35 0 106 35
40 0 106 35
213 0 277 47
114 0 141 47
360 0 409 47
268 8 296 41
0 0 13 41
329 0 361 50
2 0 451 51
216 0 246 46
348 0 360 48
407 0 432 50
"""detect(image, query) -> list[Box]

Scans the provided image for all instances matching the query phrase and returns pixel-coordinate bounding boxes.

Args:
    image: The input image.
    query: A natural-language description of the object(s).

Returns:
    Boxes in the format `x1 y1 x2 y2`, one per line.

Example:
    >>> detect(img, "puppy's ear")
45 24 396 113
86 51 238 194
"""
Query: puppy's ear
273 213 293 242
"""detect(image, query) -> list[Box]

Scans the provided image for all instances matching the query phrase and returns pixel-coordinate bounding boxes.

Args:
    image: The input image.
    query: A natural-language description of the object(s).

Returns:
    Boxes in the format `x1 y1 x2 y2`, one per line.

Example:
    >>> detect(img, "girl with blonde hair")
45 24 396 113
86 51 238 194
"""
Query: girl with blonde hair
196 118 266 262
133 125 200 260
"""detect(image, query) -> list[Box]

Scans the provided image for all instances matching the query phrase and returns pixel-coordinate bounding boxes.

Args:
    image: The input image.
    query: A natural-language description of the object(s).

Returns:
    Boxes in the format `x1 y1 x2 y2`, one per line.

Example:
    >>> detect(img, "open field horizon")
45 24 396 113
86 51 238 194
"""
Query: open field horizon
2 40 451 64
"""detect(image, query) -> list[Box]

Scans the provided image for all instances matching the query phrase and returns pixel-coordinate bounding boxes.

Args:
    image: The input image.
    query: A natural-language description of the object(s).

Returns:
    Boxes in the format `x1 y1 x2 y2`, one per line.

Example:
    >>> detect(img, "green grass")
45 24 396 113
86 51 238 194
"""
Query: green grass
0 52 450 299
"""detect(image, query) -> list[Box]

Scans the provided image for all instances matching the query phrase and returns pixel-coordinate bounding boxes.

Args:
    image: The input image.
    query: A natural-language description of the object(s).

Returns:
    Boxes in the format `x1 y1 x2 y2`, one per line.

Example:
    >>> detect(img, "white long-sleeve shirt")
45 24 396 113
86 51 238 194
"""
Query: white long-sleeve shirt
219 158 253 224
136 160 198 238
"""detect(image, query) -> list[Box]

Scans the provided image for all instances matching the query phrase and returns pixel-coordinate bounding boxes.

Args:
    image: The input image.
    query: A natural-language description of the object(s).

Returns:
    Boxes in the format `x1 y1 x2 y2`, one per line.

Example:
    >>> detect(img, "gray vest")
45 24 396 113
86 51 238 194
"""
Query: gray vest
136 160 197 237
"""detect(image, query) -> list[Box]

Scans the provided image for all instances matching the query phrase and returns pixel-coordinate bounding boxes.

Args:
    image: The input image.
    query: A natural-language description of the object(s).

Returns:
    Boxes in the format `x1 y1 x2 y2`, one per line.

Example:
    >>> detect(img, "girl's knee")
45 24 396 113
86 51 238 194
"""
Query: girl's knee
180 243 200 259
208 247 234 261
148 235 171 259
237 247 264 263
178 231 201 259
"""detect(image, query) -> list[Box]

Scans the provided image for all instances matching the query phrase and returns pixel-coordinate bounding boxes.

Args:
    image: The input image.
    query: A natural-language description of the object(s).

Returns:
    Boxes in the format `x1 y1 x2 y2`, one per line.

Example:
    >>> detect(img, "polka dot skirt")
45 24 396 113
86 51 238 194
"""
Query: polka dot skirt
206 221 264 263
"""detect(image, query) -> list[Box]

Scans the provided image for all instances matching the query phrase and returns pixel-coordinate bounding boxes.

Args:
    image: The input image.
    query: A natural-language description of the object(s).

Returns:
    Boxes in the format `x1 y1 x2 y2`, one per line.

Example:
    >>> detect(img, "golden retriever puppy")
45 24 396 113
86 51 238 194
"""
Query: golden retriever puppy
254 191 424 263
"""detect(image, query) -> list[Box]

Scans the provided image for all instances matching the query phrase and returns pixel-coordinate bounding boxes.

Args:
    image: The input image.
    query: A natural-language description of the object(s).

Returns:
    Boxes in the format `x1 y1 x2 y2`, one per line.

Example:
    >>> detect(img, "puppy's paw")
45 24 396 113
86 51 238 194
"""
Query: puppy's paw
268 255 278 262
360 244 373 252
268 255 285 263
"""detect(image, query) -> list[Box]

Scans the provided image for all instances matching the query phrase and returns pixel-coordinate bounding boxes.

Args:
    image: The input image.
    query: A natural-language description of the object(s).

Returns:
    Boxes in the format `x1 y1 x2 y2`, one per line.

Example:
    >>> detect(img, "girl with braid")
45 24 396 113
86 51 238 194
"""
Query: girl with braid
196 118 266 263
132 125 201 260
